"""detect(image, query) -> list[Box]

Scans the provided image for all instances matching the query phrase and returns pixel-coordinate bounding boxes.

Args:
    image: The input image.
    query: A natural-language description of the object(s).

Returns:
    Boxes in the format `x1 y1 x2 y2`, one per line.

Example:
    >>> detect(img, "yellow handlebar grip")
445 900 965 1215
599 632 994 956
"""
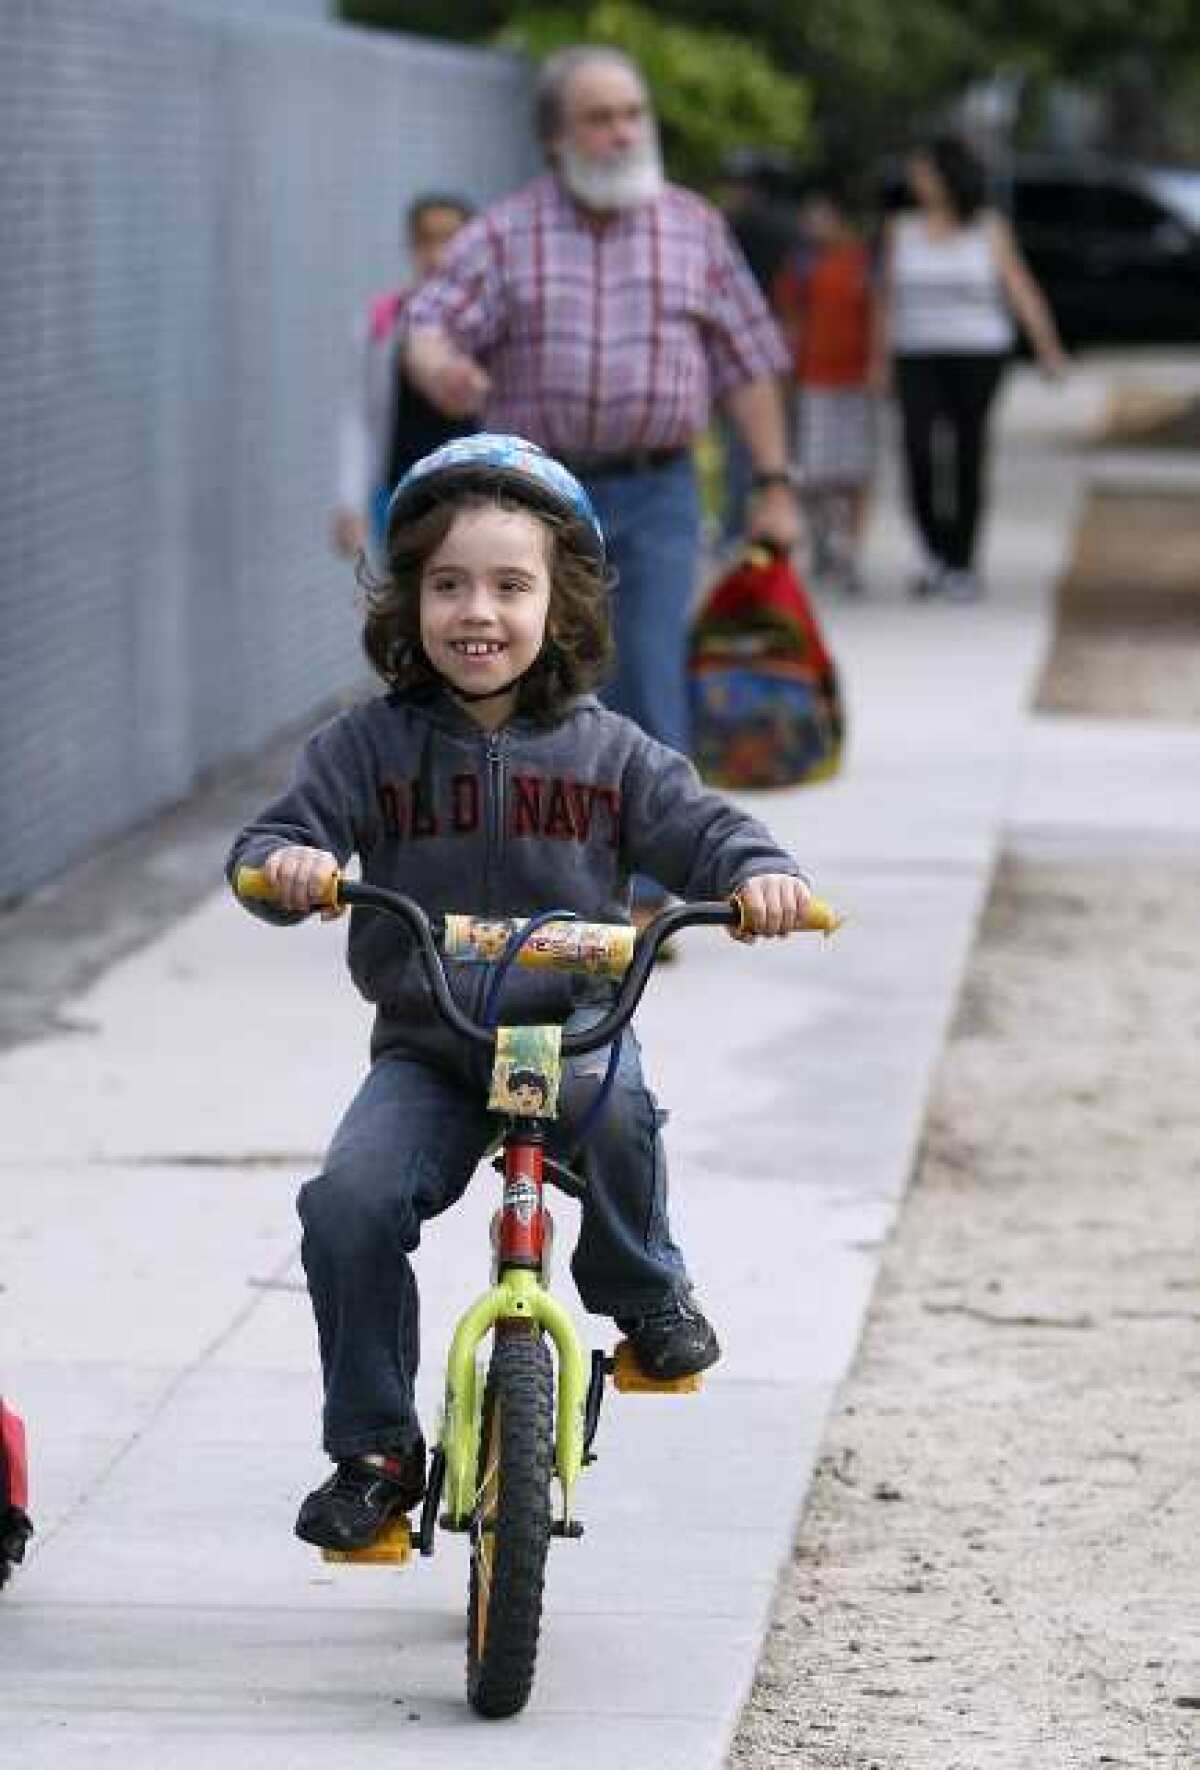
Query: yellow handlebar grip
234 866 277 904
803 897 844 936
234 865 342 913
729 890 843 937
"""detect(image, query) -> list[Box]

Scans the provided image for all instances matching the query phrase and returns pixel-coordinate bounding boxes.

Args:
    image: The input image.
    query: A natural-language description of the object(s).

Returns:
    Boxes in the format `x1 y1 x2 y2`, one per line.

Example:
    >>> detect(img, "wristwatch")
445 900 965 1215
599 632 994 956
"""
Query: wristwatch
750 468 798 493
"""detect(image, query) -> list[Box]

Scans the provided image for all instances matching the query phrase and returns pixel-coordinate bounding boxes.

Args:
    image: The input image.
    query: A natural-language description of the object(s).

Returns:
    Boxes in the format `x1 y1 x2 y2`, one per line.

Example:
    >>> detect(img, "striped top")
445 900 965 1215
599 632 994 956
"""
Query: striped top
889 214 1014 356
404 173 787 460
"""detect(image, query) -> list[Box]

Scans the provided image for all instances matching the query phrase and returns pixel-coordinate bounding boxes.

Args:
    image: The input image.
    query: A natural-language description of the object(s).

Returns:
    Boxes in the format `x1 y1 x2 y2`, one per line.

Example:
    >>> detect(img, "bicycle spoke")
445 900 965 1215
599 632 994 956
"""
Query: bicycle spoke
476 1448 500 1509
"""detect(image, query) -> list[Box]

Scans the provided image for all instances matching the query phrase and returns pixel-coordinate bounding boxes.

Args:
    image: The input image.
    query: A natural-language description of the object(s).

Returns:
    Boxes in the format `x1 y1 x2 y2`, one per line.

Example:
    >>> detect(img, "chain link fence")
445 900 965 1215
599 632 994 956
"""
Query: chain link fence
0 0 535 903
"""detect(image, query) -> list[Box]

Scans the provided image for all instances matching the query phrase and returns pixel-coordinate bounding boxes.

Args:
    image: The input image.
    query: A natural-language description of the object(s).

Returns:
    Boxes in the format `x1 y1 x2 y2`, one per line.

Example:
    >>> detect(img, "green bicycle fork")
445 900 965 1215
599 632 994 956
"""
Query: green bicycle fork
439 1267 589 1530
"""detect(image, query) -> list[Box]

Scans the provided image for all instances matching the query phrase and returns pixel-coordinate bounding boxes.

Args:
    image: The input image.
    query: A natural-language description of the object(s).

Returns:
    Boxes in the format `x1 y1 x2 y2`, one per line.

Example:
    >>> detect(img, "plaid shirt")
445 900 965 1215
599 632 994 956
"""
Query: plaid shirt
404 174 788 461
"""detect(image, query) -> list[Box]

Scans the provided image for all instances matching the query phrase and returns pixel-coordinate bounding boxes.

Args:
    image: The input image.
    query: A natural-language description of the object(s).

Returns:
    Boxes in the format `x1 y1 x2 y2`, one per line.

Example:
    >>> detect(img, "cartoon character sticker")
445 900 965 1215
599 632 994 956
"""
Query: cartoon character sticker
444 914 634 977
489 1025 563 1118
444 915 515 962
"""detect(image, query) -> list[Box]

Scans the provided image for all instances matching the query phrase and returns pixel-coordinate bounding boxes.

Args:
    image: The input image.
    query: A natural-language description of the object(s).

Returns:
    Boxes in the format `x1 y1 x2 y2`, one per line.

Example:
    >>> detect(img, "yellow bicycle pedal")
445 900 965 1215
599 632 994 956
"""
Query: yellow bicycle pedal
320 1516 413 1565
610 1339 703 1395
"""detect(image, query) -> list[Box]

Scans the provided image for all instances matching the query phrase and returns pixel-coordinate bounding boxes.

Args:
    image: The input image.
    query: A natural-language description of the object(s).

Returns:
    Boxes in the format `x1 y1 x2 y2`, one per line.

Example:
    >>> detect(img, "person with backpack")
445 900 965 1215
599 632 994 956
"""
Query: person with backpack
401 47 800 928
330 193 476 562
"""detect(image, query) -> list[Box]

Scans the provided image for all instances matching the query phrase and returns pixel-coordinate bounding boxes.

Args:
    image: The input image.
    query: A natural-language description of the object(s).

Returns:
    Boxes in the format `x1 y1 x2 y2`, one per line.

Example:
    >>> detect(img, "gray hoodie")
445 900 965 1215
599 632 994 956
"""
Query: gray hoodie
226 689 803 1058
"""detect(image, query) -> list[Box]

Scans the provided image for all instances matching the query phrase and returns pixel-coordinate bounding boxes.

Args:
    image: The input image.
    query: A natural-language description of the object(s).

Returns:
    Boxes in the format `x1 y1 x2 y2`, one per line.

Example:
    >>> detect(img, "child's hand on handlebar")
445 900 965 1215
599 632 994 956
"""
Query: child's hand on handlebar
263 845 342 918
730 873 814 943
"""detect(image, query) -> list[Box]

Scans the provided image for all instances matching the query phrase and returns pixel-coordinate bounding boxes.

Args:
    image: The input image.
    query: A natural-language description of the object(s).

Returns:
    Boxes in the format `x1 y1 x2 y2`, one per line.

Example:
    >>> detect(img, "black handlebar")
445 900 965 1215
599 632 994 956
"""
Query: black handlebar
337 881 735 1056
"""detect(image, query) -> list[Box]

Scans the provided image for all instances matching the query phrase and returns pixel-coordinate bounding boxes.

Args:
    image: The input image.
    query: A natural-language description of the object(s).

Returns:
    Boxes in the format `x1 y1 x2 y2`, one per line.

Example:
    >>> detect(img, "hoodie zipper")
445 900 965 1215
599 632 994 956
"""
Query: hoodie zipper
472 730 508 1042
485 731 507 910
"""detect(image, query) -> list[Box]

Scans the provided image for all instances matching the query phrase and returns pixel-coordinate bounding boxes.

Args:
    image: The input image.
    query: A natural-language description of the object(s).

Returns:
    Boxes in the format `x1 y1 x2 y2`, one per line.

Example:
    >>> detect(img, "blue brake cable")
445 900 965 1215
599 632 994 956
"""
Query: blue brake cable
480 908 623 1153
481 908 579 1027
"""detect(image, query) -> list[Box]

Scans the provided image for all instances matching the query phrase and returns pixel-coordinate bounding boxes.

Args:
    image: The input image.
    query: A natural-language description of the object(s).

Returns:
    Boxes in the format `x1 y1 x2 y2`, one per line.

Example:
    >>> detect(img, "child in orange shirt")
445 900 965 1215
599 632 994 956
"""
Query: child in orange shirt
773 176 878 596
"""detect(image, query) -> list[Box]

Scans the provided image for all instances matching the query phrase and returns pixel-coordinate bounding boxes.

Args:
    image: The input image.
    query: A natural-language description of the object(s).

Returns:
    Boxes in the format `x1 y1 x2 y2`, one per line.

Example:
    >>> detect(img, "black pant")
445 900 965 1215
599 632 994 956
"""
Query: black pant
894 353 1005 571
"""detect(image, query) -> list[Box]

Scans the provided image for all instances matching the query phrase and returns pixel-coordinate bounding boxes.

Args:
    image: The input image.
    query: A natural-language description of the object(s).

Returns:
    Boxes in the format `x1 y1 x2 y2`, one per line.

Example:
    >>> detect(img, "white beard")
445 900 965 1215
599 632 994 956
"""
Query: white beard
558 134 665 213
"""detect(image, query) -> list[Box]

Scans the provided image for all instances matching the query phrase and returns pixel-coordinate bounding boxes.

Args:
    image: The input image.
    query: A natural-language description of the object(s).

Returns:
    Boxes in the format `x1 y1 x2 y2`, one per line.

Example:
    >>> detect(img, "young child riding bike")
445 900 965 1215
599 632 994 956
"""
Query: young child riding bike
226 434 817 1554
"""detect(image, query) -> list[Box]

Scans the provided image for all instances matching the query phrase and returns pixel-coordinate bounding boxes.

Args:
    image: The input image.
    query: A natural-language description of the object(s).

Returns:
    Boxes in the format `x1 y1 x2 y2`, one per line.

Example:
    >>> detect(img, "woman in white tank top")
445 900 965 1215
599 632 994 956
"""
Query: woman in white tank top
873 135 1068 601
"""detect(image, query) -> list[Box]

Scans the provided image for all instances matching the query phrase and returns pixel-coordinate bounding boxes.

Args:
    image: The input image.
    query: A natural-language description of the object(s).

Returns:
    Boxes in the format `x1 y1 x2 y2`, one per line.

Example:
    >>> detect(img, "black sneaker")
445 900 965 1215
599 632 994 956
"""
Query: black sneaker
617 1296 721 1382
295 1443 425 1551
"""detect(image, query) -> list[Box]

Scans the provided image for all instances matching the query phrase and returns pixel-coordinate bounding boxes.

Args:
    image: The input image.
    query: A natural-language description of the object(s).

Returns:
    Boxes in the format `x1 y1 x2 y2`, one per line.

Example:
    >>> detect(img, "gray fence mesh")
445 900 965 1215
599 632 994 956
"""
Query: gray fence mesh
0 1 535 903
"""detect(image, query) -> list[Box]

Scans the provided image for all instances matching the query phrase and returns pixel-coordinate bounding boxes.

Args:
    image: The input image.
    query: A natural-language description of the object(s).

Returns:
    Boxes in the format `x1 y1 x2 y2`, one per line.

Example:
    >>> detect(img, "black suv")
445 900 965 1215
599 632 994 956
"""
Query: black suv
879 154 1200 348
1010 155 1200 346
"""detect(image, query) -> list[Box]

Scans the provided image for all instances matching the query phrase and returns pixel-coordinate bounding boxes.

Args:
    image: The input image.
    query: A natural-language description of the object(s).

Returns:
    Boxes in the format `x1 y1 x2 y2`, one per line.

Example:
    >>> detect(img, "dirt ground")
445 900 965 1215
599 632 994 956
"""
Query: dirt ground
1036 489 1200 722
728 483 1200 1768
1098 390 1200 452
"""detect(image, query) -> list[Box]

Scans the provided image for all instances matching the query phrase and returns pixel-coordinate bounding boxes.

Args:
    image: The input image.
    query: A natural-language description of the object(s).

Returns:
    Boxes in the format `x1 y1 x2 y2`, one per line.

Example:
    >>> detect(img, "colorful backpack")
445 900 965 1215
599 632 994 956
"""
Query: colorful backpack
689 545 844 789
0 1397 32 1590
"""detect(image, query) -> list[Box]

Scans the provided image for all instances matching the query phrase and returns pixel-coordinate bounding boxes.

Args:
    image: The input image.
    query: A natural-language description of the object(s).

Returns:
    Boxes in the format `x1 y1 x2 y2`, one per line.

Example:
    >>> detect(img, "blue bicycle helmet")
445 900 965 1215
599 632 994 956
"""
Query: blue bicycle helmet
384 433 607 568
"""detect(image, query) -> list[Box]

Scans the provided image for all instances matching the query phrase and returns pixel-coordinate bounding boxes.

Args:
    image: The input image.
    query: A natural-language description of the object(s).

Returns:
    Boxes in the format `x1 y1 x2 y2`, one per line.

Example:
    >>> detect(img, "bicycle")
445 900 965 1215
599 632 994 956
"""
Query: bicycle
235 867 839 1717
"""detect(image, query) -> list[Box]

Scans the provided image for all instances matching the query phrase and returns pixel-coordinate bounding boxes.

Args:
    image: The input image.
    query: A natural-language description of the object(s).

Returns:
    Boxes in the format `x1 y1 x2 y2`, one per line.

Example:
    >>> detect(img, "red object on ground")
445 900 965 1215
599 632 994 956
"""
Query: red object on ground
1 1395 33 1588
1 1399 28 1513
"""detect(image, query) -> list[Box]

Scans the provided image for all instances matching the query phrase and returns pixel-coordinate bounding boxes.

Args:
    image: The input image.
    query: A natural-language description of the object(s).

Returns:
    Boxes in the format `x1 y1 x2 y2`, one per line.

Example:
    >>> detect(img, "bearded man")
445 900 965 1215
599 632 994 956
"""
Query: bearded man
403 47 800 919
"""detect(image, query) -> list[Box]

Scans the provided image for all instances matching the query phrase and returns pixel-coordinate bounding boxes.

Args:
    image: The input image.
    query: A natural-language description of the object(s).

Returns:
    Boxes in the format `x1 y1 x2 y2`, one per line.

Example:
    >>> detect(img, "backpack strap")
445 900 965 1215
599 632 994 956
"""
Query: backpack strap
367 287 408 346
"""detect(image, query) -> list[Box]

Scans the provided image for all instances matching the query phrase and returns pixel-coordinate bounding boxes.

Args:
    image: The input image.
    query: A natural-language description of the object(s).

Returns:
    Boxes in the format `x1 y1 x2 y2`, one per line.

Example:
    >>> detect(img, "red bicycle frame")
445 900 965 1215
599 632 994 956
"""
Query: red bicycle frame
497 1126 549 1273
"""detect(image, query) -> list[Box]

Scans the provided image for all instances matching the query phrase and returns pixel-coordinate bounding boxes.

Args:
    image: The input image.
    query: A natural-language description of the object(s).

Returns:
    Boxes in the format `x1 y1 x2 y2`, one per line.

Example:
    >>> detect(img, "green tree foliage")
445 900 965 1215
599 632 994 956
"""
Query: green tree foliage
338 1 812 185
641 0 1200 161
338 0 1200 166
962 0 1196 77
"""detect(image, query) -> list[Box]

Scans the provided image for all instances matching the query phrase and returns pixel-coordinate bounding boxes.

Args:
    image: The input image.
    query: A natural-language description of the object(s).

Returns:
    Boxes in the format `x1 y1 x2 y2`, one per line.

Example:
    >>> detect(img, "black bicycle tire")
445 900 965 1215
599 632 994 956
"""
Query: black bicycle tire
466 1331 554 1718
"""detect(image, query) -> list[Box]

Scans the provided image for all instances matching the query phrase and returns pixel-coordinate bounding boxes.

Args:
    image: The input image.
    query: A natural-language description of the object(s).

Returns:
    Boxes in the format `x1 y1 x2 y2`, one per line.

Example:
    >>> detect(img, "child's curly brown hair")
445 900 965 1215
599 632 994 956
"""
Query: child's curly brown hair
361 490 614 722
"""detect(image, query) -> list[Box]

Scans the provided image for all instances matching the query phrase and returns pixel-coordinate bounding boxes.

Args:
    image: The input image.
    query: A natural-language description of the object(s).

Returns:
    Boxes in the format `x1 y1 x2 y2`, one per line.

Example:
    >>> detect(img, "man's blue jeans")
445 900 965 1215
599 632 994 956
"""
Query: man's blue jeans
583 455 703 759
297 1015 688 1460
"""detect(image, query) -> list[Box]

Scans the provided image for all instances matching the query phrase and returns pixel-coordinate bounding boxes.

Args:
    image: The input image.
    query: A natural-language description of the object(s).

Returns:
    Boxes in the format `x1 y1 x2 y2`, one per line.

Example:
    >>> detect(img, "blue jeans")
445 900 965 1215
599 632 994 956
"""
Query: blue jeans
583 455 702 758
584 456 702 908
297 1014 687 1459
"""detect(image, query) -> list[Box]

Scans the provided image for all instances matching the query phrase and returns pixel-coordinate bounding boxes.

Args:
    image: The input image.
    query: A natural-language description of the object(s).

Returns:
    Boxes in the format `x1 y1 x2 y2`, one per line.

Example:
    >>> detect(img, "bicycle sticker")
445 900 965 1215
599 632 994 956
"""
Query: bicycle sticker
489 1025 563 1118
444 916 513 962
502 1176 539 1225
445 915 634 978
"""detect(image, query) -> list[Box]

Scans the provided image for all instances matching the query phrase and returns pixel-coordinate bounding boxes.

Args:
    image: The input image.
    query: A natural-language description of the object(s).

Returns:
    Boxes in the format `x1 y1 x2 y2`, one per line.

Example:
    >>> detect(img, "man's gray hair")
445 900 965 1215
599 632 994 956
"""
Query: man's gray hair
533 45 646 152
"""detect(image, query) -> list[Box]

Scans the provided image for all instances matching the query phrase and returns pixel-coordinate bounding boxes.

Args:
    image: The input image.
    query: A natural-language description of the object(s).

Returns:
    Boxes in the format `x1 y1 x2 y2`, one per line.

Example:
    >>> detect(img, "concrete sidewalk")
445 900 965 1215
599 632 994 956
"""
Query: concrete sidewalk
0 366 1101 1767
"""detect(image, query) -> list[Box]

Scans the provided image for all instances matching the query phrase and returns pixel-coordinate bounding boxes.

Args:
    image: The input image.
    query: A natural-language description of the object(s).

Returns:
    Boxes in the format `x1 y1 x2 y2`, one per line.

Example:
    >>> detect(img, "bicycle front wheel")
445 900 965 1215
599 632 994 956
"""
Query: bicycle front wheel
467 1329 554 1718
